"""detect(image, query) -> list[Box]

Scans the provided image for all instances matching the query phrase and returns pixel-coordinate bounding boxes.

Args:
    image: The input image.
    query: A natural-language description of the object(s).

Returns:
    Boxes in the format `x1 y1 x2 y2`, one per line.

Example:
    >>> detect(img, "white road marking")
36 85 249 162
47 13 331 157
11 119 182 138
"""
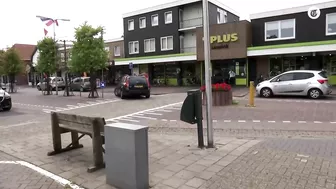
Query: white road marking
166 107 181 110
132 115 158 120
253 120 261 123
213 120 218 123
331 122 336 124
155 109 172 112
106 102 183 122
161 119 168 122
0 161 84 189
170 120 177 122
238 120 246 123
144 112 163 116
66 105 77 107
224 120 231 123
283 121 291 123
117 118 139 123
314 121 322 124
268 121 276 123
298 121 307 124
0 121 40 129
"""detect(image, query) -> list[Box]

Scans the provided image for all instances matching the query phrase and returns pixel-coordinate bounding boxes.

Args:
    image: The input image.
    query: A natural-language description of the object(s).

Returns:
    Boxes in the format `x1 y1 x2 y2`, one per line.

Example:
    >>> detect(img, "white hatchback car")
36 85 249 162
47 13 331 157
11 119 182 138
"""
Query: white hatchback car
256 70 332 99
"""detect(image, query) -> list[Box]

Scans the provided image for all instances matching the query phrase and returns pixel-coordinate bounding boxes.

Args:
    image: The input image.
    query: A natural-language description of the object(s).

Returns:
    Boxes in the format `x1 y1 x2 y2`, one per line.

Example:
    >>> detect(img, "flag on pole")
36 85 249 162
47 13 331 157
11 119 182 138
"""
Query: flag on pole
38 16 58 36
44 28 48 36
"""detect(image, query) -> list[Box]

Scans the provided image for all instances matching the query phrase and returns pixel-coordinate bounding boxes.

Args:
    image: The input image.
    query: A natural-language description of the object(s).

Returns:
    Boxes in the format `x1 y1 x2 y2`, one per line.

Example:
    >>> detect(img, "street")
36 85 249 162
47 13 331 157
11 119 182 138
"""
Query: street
2 87 336 189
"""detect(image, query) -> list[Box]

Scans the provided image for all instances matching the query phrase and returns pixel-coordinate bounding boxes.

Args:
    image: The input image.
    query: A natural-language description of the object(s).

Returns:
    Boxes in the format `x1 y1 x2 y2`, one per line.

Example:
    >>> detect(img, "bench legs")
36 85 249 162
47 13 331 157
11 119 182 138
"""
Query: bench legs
47 131 84 156
88 122 105 173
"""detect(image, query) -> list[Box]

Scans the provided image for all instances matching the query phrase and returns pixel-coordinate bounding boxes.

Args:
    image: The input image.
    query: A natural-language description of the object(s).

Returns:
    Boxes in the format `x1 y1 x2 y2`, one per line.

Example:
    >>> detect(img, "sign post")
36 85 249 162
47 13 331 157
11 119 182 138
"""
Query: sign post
101 81 105 98
129 62 133 75
202 0 214 148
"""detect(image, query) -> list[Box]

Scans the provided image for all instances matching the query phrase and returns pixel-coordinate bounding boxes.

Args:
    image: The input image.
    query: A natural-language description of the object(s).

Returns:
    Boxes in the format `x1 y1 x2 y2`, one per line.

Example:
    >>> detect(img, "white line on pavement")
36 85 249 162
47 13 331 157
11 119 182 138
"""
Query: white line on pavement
132 115 158 120
268 121 276 123
155 109 173 112
314 121 322 124
298 121 307 123
238 120 246 123
213 120 218 123
253 120 261 123
0 161 84 189
162 119 168 122
224 120 232 123
106 101 183 122
170 120 177 122
143 112 163 116
117 118 140 122
0 121 40 129
283 121 291 123
331 122 336 124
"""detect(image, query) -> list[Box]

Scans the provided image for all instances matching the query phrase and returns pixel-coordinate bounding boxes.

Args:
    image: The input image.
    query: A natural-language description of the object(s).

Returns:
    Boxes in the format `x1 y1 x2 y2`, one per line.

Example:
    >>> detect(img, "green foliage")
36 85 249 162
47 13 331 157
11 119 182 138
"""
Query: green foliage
0 50 4 75
36 37 58 75
69 22 108 73
2 48 23 75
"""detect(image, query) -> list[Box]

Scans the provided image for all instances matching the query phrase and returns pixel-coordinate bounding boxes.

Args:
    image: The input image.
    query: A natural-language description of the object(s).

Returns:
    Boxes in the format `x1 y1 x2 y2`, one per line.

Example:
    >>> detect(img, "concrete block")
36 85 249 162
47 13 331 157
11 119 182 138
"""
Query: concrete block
105 123 149 189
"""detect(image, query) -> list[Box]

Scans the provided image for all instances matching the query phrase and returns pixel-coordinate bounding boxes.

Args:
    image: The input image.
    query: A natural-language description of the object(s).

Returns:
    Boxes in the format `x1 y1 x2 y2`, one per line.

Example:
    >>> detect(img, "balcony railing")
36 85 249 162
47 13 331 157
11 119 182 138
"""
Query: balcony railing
180 47 196 53
180 17 203 29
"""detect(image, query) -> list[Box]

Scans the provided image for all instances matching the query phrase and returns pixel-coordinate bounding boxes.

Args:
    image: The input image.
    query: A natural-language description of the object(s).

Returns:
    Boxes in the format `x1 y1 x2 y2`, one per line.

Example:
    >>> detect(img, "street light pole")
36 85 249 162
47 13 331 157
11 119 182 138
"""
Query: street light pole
202 0 214 148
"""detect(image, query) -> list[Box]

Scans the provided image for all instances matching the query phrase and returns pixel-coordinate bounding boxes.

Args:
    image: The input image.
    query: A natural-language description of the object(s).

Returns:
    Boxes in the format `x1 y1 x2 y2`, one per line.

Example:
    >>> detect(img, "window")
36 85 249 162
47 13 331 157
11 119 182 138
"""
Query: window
161 36 173 51
114 46 120 56
139 17 146 29
293 72 314 80
265 19 295 41
326 13 336 35
217 8 227 24
151 14 159 26
278 73 294 82
144 38 155 53
165 11 172 24
128 20 134 31
129 41 139 54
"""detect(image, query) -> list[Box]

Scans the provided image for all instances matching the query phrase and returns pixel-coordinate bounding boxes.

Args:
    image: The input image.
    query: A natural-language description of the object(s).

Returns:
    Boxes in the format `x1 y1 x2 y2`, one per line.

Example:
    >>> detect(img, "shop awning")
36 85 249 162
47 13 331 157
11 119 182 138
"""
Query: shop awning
247 40 336 57
114 53 196 65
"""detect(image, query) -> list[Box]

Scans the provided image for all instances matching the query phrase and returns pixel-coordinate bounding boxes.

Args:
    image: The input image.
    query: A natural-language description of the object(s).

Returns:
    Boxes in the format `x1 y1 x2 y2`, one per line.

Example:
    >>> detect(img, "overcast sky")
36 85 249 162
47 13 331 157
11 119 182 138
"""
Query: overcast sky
0 0 332 49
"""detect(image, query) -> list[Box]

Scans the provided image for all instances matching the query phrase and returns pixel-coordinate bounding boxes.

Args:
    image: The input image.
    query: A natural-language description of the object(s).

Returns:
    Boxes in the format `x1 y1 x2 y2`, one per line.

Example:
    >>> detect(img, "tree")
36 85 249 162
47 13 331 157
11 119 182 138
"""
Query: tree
36 37 58 95
69 22 108 98
0 50 4 86
2 48 24 93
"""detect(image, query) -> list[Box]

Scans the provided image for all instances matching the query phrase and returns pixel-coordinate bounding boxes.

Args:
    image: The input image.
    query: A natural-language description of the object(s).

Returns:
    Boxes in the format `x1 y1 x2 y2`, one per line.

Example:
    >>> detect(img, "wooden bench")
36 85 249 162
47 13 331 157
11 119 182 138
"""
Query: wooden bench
48 112 106 173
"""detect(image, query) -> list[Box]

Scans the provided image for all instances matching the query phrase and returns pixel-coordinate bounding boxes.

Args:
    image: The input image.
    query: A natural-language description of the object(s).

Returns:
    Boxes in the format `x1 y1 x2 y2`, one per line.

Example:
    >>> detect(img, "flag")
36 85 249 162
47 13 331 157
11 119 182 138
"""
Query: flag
44 28 48 36
39 16 59 27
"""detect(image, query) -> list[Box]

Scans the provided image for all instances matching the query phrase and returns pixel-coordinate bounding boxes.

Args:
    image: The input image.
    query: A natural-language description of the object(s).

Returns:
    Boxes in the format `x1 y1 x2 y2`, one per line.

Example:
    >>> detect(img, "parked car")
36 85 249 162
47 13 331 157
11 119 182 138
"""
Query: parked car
0 86 12 111
37 77 65 91
114 75 150 99
256 70 332 99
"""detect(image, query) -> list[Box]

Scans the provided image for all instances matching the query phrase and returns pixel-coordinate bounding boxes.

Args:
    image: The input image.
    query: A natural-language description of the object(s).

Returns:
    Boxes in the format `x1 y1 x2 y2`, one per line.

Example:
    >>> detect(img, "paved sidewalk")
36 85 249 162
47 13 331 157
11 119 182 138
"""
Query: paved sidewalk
0 151 65 189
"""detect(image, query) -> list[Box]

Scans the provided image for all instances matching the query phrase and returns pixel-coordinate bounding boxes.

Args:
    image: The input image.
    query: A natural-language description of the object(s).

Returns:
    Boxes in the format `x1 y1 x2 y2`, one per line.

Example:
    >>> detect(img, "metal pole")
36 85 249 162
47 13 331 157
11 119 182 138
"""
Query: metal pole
202 0 214 148
102 69 104 98
64 40 69 96
53 23 58 95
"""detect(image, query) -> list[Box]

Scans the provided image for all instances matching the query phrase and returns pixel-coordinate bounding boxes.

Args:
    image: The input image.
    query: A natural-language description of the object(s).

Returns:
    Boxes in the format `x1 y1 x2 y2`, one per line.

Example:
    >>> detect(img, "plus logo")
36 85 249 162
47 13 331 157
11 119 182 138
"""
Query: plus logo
308 6 321 19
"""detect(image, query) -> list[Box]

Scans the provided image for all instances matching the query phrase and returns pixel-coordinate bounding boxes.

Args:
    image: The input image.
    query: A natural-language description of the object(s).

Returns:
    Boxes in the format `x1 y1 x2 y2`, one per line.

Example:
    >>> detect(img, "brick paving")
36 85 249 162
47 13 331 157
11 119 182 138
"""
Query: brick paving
0 151 64 189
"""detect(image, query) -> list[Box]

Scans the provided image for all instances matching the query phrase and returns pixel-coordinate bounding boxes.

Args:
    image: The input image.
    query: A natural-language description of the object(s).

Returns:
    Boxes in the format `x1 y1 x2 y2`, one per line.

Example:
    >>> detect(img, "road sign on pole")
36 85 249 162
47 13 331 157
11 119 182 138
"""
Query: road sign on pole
129 62 134 75
202 0 214 148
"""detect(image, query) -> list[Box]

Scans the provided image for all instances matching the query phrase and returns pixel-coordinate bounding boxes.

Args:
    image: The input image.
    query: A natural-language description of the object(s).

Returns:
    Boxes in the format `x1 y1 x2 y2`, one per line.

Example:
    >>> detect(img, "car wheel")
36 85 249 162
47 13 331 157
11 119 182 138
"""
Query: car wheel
120 90 125 99
145 94 150 98
114 88 120 97
308 88 321 99
37 86 41 91
3 105 11 111
261 87 272 98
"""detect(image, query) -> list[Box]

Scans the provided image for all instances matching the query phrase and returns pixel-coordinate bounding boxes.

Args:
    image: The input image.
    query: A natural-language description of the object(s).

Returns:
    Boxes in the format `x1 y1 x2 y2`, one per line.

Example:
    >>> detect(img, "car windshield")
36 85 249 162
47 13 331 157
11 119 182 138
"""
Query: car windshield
319 71 328 78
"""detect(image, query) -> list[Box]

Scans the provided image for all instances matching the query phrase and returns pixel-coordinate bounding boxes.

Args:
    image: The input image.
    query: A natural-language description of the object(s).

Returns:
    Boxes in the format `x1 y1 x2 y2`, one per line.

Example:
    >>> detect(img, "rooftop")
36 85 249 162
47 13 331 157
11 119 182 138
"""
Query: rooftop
250 0 336 19
122 0 239 18
11 44 36 61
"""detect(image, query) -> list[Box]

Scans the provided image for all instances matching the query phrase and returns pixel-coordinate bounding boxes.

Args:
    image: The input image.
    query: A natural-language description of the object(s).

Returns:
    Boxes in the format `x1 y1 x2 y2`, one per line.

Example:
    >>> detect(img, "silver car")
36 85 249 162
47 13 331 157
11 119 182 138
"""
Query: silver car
37 77 65 91
256 70 332 99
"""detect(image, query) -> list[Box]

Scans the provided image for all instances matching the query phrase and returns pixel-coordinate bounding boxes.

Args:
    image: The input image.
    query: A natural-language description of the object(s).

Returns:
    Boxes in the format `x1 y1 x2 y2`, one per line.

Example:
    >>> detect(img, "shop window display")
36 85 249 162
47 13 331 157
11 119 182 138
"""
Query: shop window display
269 57 282 77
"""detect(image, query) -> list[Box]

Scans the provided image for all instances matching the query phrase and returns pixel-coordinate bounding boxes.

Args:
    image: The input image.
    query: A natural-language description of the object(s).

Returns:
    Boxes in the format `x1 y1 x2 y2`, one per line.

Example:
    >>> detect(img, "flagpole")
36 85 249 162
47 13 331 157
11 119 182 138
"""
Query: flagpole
53 22 59 95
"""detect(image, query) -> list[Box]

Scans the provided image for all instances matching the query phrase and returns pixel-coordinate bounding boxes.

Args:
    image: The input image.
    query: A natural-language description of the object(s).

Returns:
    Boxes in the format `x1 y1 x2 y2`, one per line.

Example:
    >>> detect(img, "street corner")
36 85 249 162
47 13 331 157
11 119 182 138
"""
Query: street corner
0 151 84 189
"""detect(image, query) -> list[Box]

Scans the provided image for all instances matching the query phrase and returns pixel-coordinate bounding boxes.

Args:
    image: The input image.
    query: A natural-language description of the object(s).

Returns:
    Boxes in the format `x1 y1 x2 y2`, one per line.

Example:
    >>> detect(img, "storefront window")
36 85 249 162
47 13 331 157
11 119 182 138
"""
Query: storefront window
283 57 297 71
269 57 282 77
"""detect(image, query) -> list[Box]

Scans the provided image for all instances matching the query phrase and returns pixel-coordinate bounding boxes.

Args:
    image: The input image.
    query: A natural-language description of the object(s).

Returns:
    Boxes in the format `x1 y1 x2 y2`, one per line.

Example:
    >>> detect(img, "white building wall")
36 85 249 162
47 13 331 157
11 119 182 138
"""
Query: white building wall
181 31 196 53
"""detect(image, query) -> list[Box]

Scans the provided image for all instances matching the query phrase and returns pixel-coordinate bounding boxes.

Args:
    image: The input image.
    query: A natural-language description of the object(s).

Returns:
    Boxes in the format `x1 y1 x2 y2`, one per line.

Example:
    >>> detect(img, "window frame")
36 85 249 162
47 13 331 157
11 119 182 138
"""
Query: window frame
164 11 173 24
114 46 121 56
217 8 227 24
139 17 146 29
151 14 159 26
326 13 336 36
160 36 173 51
144 38 156 53
128 41 139 54
264 19 296 41
128 19 134 31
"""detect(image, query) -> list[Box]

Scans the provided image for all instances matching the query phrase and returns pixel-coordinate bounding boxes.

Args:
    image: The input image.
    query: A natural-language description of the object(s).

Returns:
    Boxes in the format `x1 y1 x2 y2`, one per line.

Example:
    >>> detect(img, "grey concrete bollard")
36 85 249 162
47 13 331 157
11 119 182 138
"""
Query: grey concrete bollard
105 122 149 189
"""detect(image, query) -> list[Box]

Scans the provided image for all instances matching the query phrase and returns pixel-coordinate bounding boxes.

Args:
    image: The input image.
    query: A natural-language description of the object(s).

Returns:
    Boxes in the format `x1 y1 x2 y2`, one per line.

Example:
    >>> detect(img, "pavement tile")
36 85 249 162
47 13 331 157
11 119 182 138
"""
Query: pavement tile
185 177 206 188
175 170 197 180
153 169 175 179
185 163 207 173
161 176 187 188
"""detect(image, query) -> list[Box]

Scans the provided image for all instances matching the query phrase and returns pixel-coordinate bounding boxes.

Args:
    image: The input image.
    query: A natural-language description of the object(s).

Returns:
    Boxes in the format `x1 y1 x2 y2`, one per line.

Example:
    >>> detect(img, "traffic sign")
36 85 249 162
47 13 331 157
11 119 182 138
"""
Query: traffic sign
129 62 133 69
101 82 105 88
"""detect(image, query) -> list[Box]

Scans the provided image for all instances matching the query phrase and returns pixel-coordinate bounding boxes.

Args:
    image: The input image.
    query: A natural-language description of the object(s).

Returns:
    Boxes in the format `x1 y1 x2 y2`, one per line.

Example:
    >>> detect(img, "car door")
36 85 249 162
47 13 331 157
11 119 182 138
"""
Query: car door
272 73 294 95
291 72 314 95
70 78 80 90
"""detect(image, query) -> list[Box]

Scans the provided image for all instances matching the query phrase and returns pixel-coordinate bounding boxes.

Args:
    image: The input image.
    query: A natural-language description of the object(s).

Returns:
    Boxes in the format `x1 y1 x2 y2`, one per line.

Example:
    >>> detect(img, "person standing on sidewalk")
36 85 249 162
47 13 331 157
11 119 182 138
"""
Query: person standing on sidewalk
229 69 236 86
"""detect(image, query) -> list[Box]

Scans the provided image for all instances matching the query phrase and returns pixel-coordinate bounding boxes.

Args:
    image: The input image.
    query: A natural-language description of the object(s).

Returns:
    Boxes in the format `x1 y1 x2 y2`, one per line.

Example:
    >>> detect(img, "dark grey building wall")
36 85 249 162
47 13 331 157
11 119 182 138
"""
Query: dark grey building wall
251 7 336 47
123 7 180 58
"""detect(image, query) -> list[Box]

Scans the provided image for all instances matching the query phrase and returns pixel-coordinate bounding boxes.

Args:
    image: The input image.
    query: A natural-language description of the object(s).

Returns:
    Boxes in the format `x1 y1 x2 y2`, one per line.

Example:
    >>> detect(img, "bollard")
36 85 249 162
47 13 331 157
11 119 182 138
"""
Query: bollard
246 81 256 107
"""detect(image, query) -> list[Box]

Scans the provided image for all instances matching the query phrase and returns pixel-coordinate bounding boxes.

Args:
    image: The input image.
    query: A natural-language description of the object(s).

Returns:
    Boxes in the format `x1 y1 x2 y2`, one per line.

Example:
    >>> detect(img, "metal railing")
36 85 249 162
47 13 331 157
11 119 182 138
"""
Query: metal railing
180 47 196 53
180 17 203 29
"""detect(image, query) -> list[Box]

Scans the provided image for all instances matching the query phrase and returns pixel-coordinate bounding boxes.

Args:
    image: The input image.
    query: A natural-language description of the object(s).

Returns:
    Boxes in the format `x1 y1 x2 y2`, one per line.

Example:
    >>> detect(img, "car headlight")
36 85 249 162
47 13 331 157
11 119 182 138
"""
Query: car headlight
4 92 11 99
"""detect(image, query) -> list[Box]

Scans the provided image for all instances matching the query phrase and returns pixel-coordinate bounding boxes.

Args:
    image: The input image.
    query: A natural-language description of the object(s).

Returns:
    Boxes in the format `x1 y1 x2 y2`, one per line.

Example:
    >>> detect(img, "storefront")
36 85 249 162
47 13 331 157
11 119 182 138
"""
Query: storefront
196 20 252 86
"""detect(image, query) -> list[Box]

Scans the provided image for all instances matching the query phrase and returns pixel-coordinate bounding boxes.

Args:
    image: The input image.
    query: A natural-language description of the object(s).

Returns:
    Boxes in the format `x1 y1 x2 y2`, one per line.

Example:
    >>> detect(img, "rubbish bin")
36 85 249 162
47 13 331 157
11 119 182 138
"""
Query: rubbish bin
180 89 204 148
